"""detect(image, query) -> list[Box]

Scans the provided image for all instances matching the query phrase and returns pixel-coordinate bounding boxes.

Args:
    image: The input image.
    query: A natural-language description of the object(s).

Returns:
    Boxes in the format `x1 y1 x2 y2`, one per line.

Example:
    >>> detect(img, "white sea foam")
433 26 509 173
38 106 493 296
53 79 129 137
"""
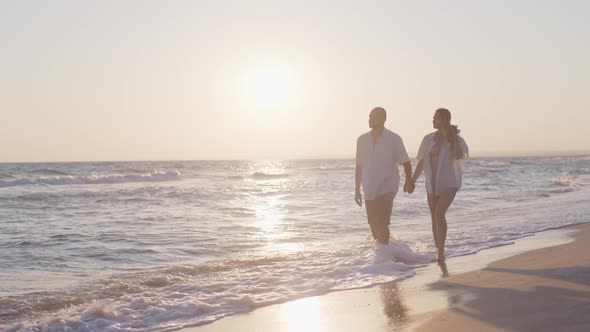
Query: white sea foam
550 174 581 193
5 239 430 331
81 300 117 320
0 170 181 188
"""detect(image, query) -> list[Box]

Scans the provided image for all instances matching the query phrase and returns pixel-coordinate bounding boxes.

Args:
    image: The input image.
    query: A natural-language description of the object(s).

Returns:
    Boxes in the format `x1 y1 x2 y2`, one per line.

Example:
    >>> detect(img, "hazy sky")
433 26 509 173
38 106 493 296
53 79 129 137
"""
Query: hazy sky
1 0 589 162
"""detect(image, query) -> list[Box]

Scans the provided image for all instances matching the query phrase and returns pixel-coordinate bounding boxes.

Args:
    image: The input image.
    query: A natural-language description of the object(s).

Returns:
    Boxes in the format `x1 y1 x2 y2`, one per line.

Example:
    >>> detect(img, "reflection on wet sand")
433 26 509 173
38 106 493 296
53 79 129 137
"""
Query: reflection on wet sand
380 283 410 331
377 261 464 331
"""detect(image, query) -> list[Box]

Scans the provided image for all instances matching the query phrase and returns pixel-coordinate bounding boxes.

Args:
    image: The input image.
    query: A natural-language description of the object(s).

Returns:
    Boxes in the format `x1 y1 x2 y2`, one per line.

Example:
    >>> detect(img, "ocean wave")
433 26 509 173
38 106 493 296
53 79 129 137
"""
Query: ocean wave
225 172 289 181
303 165 356 172
0 171 181 188
478 161 511 167
571 167 590 175
16 191 103 201
550 174 581 193
474 167 509 173
251 172 289 180
549 186 580 194
3 244 427 332
28 168 71 176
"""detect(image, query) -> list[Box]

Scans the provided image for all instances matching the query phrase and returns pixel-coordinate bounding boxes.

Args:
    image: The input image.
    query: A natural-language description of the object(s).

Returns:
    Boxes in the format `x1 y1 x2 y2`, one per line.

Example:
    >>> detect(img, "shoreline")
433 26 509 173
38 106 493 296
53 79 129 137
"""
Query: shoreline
414 223 590 332
183 223 589 332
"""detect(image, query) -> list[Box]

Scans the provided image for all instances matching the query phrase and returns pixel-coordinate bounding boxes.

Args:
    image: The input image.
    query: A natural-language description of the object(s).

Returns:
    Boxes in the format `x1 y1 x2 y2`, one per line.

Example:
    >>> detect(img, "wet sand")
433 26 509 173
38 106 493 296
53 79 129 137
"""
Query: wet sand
184 224 590 332
414 223 590 332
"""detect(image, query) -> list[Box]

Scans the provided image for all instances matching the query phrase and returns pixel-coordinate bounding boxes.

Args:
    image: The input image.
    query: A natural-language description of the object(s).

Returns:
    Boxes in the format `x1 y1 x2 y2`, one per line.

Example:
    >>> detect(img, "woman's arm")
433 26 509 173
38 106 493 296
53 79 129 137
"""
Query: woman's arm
412 159 424 184
452 139 464 159
452 135 469 160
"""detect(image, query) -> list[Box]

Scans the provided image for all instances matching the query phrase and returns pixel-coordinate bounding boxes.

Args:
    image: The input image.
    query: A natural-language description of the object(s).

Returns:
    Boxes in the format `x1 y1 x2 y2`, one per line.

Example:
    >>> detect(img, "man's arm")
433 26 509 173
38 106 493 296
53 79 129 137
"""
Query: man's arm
355 164 363 206
410 134 426 193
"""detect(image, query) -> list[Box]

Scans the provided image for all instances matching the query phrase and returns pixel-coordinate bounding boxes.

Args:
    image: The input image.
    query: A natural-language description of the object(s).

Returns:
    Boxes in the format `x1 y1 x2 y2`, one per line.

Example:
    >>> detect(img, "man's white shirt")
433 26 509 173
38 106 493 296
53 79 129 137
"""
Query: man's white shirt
356 128 410 200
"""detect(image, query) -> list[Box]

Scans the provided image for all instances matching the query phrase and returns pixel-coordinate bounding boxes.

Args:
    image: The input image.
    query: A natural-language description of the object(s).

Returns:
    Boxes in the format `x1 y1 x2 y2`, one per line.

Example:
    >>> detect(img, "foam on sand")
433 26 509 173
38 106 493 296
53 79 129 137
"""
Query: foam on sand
3 239 430 331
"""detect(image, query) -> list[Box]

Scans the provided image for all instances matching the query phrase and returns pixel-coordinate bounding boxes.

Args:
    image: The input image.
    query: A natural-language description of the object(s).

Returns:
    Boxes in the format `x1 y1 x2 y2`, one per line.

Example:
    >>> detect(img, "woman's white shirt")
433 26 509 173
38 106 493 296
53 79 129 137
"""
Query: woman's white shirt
417 132 469 194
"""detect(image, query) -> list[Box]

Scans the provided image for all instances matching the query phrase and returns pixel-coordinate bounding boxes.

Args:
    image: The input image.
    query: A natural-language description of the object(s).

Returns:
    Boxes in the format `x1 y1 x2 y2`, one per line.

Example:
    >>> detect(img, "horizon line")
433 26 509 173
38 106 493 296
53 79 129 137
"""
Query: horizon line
0 150 588 164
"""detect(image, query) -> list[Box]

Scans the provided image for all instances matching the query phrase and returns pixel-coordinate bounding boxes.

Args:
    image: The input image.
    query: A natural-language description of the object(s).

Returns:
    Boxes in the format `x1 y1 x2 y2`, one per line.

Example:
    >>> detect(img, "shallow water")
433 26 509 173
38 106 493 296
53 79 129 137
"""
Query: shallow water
1 156 589 331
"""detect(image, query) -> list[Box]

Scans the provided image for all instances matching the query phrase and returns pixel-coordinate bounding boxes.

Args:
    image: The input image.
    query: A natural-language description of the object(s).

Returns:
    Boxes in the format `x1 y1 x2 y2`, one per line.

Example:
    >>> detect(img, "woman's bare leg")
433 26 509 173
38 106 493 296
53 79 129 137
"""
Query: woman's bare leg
427 193 439 253
433 188 457 262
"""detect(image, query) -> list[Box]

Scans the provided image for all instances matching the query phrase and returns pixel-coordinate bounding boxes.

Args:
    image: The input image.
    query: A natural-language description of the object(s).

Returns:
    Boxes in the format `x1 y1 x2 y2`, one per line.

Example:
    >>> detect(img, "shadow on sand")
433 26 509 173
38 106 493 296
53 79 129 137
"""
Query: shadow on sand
422 265 590 331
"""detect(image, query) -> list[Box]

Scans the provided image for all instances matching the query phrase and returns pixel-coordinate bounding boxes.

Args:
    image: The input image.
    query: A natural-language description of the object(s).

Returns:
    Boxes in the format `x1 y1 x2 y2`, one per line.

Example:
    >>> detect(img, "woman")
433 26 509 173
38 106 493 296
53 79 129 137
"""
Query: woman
412 108 469 262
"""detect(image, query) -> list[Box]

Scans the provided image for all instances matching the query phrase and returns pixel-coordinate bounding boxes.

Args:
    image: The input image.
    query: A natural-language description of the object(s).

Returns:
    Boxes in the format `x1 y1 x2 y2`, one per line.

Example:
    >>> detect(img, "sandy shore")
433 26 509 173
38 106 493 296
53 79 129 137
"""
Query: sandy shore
415 223 590 332
184 224 590 332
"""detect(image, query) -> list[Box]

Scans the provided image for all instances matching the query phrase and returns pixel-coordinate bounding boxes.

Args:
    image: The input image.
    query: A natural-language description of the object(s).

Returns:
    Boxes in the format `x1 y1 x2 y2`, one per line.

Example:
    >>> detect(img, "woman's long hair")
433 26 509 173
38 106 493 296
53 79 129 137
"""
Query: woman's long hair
435 108 458 143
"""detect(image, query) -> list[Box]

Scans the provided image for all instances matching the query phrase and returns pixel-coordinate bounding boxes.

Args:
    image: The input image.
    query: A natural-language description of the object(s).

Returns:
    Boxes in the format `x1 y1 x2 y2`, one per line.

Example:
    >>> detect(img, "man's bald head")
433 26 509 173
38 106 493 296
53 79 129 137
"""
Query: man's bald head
369 107 387 129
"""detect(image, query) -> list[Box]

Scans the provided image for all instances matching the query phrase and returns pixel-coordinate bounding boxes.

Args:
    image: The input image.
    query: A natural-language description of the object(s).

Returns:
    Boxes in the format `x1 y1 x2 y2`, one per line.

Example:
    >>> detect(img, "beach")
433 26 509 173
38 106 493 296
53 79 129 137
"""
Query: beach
186 224 590 332
1 157 589 331
3 0 590 329
415 223 590 332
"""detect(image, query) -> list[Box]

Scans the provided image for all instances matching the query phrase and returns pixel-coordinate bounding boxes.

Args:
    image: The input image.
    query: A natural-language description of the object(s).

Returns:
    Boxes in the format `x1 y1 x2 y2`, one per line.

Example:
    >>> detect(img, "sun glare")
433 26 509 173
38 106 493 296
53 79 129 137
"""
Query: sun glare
245 66 294 107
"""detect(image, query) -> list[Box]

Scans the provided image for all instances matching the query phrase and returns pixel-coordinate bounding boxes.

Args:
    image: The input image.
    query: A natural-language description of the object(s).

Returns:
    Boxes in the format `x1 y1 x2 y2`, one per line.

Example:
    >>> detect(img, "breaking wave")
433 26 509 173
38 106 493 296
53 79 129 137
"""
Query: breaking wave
550 174 582 193
0 171 181 188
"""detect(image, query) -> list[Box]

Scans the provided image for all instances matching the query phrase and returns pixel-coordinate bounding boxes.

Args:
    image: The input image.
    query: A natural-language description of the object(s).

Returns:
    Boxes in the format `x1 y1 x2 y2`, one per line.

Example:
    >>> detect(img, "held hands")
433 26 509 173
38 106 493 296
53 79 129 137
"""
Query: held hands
357 180 415 206
354 190 363 207
403 180 416 194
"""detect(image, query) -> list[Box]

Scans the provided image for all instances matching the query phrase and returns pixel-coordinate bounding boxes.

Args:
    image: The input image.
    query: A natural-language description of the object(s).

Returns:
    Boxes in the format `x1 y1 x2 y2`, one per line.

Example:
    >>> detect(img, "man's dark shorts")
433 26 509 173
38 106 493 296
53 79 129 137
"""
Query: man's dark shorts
365 192 394 244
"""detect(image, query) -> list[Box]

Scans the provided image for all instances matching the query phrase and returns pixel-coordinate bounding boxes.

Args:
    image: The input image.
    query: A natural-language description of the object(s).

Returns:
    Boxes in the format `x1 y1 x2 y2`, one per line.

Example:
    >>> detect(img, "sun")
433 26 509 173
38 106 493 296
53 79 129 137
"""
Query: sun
245 66 294 107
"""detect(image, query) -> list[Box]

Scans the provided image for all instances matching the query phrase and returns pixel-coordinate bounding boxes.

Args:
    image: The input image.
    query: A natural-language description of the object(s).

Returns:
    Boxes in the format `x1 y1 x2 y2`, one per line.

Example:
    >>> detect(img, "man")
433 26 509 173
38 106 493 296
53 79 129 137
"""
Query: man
355 107 414 245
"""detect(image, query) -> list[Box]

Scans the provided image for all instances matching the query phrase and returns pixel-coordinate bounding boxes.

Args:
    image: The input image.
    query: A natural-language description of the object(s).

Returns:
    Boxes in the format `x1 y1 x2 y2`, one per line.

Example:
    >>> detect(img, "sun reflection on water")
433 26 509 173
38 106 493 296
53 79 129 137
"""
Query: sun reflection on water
251 161 303 255
282 297 323 332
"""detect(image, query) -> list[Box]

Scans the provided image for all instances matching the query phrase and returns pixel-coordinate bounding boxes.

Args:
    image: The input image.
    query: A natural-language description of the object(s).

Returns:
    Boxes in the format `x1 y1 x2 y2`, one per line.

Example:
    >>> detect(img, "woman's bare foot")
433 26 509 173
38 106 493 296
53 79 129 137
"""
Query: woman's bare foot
437 261 449 277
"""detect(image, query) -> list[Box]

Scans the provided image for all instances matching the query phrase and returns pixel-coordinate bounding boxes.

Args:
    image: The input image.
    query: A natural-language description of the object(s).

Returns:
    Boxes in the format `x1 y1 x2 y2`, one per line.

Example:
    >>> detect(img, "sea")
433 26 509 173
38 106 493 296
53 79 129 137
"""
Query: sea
1 155 589 331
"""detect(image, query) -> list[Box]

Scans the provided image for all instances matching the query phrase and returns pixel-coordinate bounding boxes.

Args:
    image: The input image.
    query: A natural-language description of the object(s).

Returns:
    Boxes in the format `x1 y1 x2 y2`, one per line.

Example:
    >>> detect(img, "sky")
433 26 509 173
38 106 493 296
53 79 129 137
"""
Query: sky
1 0 589 162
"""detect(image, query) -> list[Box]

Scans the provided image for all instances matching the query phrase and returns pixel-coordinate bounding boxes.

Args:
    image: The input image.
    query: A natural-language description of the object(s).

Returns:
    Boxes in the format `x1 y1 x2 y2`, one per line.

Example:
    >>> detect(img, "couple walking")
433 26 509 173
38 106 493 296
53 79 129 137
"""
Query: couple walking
355 107 469 262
